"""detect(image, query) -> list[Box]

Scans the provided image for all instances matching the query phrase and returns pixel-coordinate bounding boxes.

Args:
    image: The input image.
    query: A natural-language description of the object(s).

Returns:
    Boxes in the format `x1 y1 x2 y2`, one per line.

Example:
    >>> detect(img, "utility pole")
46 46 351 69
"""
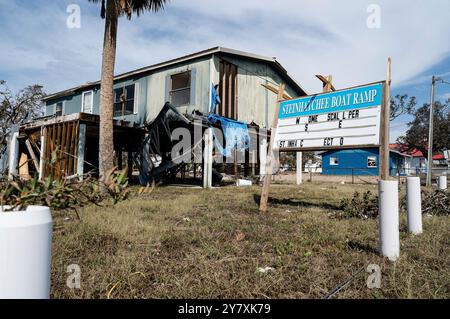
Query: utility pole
426 76 438 187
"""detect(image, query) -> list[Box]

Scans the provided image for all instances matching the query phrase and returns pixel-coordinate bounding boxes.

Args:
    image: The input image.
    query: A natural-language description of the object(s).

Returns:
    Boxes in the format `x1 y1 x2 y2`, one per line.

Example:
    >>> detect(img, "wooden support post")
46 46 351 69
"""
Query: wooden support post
118 149 123 170
193 163 197 179
380 58 391 180
259 84 285 212
251 150 256 176
39 127 46 180
7 131 20 180
76 123 87 181
18 152 30 179
127 146 133 180
234 149 238 178
259 137 267 181
25 139 39 172
296 152 303 185
203 127 213 188
69 122 78 176
63 122 72 176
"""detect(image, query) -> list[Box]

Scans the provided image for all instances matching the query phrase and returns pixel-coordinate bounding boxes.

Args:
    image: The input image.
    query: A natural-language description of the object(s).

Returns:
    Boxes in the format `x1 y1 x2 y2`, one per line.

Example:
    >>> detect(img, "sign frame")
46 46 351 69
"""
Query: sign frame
274 80 386 152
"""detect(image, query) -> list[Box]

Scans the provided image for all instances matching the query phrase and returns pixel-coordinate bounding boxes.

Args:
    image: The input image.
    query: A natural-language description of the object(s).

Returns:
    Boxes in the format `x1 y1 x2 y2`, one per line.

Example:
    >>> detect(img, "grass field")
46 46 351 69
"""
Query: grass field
50 182 449 299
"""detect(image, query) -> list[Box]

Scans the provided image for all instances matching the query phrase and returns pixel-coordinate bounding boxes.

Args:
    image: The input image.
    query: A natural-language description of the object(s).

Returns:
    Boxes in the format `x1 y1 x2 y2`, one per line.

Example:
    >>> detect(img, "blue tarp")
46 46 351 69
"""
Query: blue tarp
208 84 250 157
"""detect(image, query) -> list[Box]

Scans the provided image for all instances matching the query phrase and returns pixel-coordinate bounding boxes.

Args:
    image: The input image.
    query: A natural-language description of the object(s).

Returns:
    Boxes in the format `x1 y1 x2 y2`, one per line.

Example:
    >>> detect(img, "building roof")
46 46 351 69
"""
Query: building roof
389 143 445 160
43 46 307 102
320 147 412 158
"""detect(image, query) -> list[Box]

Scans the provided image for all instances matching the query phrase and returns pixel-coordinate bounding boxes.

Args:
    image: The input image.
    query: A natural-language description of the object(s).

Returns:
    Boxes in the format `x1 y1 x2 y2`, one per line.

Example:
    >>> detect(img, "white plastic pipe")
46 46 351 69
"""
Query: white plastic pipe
0 206 52 299
438 175 447 190
296 152 303 185
378 180 400 261
406 177 422 235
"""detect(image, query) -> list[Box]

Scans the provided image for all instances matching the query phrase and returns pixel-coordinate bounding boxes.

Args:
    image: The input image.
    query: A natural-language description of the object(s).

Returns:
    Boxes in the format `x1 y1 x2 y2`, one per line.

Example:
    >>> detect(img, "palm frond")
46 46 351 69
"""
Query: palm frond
127 0 168 18
88 0 106 18
88 0 168 19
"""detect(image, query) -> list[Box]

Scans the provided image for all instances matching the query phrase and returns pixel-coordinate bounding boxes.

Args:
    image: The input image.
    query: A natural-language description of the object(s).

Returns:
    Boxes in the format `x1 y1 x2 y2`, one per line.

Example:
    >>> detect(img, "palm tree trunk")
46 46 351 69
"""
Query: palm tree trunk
99 0 118 186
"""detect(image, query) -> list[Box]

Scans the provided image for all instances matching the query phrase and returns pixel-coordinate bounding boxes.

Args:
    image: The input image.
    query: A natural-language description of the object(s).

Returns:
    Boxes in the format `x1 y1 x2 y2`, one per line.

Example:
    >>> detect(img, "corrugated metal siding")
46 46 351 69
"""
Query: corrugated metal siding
146 57 211 121
44 54 302 128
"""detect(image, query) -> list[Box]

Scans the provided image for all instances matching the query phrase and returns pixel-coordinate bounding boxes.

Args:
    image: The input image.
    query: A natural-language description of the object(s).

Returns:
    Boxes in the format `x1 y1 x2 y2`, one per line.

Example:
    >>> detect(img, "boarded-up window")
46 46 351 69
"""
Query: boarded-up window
217 60 238 119
55 102 63 116
114 84 136 117
170 71 191 107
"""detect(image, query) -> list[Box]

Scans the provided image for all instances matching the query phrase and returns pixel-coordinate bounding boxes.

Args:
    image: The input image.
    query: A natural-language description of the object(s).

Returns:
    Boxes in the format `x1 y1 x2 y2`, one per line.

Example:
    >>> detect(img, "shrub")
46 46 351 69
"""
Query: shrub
0 167 130 215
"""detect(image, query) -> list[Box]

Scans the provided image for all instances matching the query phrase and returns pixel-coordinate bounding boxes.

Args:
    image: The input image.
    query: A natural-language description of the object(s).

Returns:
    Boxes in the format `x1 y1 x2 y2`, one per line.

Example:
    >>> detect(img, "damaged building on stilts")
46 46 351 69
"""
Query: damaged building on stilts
8 47 307 187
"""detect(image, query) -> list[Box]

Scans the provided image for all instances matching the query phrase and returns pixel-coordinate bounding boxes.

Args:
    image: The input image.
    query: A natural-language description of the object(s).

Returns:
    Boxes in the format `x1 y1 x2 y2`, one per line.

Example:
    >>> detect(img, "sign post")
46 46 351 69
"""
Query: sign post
259 84 285 213
379 58 391 180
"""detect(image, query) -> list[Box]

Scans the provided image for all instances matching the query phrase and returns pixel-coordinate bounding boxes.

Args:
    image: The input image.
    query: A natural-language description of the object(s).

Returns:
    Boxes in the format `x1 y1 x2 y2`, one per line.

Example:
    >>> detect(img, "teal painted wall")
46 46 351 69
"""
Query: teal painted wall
45 76 148 125
45 54 303 129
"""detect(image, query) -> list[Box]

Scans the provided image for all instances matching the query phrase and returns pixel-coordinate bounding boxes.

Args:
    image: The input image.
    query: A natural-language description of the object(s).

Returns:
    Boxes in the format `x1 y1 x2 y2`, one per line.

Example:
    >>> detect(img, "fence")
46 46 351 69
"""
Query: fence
275 166 450 185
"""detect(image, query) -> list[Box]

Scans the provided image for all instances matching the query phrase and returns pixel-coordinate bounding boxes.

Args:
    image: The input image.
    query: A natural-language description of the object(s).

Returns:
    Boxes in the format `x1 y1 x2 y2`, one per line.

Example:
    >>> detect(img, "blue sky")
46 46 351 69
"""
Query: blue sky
1 0 449 141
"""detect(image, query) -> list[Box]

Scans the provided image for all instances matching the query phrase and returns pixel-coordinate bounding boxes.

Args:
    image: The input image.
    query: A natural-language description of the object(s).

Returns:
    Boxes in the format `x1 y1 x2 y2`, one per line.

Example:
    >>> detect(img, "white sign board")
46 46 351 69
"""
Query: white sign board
274 82 384 151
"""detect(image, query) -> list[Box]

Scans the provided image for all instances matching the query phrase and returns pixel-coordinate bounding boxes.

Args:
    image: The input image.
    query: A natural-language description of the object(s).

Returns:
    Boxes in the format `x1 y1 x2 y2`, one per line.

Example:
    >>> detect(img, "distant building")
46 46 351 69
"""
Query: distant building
390 143 449 172
321 147 412 176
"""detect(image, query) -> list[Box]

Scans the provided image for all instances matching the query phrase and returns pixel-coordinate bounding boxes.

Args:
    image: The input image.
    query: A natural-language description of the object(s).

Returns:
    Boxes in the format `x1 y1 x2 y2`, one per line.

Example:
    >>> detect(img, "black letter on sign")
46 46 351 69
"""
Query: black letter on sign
340 137 344 145
339 120 342 128
305 124 308 132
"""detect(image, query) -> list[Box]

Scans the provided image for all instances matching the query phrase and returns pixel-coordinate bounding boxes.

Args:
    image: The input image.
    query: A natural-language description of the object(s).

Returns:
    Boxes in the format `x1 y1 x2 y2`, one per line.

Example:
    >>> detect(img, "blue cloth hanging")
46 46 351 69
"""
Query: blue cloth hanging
208 113 250 157
208 82 250 157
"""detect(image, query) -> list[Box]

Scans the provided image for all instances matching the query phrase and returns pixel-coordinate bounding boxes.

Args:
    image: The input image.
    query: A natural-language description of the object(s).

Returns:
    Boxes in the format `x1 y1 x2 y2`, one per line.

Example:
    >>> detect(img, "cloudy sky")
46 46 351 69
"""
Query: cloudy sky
1 0 450 141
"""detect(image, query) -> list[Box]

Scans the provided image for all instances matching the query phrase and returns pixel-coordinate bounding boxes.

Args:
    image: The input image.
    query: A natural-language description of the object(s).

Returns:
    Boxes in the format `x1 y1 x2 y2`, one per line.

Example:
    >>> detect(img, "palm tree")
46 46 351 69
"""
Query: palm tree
89 0 168 186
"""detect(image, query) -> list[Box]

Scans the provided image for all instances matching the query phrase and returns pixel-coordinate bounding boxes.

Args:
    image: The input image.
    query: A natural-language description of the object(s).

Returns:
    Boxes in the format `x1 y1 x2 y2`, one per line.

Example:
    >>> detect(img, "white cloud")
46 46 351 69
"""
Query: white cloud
1 0 450 98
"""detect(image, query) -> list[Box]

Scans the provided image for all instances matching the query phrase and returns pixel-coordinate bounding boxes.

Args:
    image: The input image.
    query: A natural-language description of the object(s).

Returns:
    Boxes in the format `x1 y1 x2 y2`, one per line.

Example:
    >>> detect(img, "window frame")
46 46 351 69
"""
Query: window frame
329 156 339 166
113 83 138 117
169 71 191 107
55 101 64 116
367 156 377 168
81 90 94 114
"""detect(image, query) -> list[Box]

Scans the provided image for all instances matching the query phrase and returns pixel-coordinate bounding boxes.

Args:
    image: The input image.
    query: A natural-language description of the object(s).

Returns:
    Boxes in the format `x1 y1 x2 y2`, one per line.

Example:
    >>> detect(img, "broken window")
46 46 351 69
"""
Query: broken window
114 84 136 117
55 102 63 116
170 71 191 107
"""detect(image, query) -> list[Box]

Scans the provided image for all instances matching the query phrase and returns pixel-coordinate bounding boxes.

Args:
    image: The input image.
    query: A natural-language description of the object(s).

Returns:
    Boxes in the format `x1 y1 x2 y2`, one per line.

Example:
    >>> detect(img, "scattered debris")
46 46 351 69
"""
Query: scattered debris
257 267 275 273
236 179 252 187
234 232 246 242
182 217 191 222
422 189 449 216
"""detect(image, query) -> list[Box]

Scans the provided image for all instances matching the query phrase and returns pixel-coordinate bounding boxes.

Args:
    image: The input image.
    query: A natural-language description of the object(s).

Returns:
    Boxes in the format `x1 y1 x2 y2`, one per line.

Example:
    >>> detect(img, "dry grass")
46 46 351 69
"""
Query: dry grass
50 182 449 299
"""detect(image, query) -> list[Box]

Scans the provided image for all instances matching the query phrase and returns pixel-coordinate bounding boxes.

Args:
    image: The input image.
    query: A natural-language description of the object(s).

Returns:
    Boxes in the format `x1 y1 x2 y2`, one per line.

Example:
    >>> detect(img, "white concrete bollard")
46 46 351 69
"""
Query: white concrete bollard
438 175 447 190
0 206 52 299
378 180 400 261
406 177 422 235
